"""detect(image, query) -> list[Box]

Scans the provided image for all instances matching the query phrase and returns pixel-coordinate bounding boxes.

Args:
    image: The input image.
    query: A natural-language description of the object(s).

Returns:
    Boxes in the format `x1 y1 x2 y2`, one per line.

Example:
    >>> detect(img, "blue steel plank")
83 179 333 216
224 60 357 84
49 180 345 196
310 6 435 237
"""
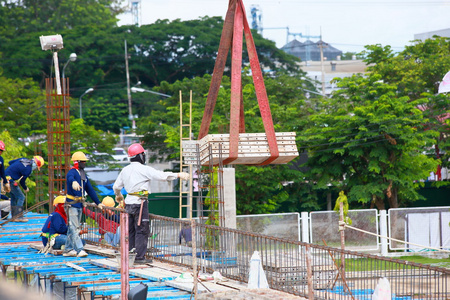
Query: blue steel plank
3 255 105 267
79 280 156 291
40 269 114 278
0 245 32 252
21 261 95 272
34 266 106 274
61 273 137 283
96 286 182 296
0 252 104 261
53 270 117 280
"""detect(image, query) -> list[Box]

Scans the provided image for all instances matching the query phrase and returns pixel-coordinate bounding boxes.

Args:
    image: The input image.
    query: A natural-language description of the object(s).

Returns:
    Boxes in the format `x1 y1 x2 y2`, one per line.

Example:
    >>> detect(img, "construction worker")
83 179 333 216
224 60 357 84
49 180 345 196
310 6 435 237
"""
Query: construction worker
0 141 10 204
83 196 121 247
179 223 192 247
113 143 189 264
5 155 44 222
64 151 104 257
41 196 69 251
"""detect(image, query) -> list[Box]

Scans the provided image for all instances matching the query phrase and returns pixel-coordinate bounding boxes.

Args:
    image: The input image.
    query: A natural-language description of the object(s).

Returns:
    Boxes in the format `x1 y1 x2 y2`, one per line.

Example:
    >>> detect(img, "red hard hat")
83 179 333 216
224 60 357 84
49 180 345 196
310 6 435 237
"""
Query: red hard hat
0 140 4 151
128 143 145 157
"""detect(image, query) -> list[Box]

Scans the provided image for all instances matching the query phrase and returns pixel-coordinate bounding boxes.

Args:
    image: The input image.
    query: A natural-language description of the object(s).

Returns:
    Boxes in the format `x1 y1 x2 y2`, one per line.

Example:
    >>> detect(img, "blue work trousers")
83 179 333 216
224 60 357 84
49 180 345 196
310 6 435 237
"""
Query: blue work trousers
9 183 25 207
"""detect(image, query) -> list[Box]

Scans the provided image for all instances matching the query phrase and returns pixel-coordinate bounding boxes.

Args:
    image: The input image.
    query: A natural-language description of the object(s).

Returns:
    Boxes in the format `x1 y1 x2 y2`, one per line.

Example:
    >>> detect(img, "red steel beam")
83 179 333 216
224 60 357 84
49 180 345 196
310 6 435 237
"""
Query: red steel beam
224 1 244 165
199 0 237 140
240 0 279 164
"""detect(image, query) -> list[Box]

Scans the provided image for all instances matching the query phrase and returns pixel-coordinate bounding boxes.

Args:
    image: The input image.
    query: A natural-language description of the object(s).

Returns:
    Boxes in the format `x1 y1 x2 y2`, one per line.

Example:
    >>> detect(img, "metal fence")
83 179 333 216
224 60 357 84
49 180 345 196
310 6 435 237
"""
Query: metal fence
310 209 379 251
388 206 450 252
236 212 300 241
148 214 449 299
81 205 450 298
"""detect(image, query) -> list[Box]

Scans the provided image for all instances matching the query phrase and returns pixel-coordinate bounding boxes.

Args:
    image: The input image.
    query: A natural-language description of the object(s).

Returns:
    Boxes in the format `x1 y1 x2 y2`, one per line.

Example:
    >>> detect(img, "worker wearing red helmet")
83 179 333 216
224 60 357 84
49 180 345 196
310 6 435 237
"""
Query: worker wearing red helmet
113 143 189 264
5 155 45 222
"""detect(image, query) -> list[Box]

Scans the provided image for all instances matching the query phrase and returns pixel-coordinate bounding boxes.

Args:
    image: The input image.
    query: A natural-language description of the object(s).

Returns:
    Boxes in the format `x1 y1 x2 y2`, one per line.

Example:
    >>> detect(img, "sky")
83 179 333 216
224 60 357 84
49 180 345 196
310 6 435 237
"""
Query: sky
117 0 450 54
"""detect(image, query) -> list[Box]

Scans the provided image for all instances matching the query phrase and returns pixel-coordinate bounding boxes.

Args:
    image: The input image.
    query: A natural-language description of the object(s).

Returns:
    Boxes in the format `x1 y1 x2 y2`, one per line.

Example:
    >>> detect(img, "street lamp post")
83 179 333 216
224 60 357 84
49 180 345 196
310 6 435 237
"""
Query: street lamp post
62 53 77 95
79 88 94 119
131 87 171 98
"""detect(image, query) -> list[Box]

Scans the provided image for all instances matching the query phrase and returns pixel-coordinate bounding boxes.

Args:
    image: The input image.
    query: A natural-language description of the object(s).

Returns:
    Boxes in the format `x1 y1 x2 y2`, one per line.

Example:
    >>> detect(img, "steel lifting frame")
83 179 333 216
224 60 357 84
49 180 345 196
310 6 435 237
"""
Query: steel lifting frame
198 0 279 165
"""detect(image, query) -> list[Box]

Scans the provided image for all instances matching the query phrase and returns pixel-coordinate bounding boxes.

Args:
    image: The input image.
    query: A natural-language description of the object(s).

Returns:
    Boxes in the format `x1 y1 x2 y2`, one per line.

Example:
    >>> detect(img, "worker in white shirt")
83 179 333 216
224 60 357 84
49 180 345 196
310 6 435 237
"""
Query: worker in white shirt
113 143 189 264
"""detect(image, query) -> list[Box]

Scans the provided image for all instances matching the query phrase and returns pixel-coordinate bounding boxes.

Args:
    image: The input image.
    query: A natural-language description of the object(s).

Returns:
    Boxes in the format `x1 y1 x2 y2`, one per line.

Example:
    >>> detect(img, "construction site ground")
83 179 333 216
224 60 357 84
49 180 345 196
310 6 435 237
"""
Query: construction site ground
0 212 304 299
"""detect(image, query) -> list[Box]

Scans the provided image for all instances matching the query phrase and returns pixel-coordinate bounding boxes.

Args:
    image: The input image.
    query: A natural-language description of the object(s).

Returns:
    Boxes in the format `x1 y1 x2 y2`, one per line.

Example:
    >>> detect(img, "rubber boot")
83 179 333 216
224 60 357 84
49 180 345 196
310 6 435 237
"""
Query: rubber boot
1 210 8 220
11 206 28 222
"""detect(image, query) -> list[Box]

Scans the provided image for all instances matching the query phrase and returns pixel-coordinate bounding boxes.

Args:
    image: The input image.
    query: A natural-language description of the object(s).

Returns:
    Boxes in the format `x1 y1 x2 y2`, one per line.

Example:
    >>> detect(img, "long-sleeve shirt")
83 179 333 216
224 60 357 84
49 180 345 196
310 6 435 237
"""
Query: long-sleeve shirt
0 156 7 185
5 158 33 190
113 162 178 205
41 212 67 246
83 207 120 235
66 168 100 208
179 226 192 244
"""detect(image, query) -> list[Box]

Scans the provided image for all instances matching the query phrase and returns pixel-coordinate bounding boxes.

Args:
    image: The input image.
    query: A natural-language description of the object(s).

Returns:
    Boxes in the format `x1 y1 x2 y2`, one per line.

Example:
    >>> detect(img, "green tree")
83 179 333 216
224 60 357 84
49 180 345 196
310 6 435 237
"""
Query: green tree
0 0 123 37
363 38 450 174
301 74 439 209
0 76 47 138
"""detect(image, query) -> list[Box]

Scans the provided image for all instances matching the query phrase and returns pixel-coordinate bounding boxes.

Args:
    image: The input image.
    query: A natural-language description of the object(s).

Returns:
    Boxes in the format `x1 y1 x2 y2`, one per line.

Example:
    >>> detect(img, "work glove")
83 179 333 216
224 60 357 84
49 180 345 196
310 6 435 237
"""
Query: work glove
4 182 10 193
115 194 124 202
97 203 105 210
72 181 81 191
118 200 125 209
178 172 190 181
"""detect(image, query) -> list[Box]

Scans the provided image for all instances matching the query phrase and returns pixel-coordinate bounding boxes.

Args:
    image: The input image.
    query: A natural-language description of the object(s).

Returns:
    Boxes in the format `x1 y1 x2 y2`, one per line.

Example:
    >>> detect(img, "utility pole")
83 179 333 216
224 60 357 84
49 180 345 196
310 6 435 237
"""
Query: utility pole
319 30 327 97
124 40 135 129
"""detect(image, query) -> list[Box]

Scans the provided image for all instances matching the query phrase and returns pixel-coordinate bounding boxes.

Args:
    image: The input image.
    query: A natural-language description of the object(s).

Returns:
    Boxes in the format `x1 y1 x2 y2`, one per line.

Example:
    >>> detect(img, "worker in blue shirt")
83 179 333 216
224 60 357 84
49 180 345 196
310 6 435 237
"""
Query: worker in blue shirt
63 151 104 258
41 196 69 250
5 155 44 222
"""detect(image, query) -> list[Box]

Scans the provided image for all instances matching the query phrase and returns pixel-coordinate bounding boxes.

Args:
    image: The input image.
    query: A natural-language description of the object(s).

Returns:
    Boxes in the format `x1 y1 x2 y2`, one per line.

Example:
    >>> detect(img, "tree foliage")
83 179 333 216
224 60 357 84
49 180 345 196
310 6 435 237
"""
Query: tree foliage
300 73 439 209
363 38 450 172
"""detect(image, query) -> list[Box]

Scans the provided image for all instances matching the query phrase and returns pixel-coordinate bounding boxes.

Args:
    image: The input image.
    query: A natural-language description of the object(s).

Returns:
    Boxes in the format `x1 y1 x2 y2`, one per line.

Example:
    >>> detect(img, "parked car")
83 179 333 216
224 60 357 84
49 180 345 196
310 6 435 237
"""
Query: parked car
112 147 129 162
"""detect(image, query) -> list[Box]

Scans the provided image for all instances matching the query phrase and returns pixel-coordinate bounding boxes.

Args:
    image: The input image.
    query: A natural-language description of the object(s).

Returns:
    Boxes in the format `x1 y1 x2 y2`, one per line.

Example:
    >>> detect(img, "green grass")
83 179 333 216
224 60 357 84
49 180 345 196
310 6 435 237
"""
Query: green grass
336 255 450 272
398 255 450 268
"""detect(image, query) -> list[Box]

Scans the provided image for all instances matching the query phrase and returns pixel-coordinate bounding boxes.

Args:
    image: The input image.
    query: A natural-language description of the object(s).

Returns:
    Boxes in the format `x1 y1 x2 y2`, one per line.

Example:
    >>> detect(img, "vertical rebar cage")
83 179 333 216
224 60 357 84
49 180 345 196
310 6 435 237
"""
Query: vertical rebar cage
45 78 71 207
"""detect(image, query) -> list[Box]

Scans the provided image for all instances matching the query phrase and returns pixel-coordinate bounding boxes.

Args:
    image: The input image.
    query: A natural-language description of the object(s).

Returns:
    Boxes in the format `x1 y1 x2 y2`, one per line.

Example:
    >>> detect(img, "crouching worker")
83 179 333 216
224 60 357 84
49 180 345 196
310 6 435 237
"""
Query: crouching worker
83 196 121 247
40 196 68 253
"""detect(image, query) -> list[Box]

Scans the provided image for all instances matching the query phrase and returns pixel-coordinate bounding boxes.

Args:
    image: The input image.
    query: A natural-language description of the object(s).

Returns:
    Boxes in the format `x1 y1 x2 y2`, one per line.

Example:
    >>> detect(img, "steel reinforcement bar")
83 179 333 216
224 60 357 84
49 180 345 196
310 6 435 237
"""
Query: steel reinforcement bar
80 205 449 299
147 213 449 299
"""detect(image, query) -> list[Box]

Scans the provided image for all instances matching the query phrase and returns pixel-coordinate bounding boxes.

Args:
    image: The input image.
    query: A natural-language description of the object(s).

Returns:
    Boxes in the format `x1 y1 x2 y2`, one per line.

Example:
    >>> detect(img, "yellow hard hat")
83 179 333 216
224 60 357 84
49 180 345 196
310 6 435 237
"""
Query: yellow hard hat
102 196 116 207
33 155 45 169
71 151 88 161
53 196 66 206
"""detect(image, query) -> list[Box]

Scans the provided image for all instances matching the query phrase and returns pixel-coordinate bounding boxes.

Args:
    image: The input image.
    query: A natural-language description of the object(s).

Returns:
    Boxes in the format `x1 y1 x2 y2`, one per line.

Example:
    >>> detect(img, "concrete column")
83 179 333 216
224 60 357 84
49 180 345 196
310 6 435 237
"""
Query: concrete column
380 210 388 256
301 211 310 243
223 168 236 229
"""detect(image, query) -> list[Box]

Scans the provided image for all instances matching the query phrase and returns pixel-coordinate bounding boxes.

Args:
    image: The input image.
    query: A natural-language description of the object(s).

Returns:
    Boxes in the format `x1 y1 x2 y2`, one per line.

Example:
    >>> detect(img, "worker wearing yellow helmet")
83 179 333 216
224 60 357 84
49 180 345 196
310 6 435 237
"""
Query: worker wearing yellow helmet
5 155 45 222
83 196 121 247
63 151 103 258
41 196 68 251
